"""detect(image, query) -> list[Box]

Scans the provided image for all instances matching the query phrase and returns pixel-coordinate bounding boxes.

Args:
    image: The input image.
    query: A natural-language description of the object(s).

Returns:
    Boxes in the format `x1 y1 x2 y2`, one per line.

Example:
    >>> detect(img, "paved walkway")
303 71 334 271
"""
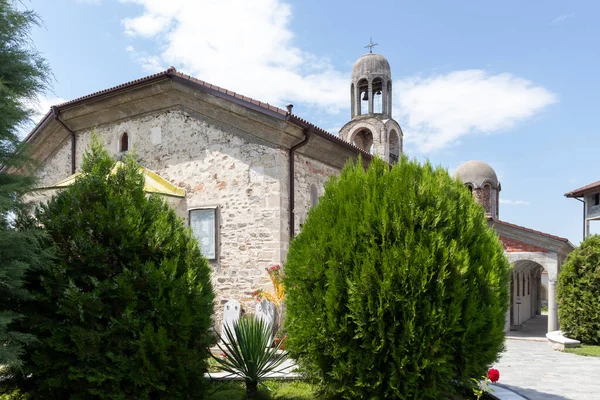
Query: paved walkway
505 315 547 342
496 316 600 400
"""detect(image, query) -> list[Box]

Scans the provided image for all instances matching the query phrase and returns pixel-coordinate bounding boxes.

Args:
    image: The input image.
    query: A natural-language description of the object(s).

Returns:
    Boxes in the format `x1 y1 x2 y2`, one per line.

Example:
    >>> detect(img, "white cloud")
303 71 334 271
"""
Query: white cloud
395 70 557 153
552 13 575 24
123 13 171 37
119 1 557 151
120 0 347 112
499 199 530 205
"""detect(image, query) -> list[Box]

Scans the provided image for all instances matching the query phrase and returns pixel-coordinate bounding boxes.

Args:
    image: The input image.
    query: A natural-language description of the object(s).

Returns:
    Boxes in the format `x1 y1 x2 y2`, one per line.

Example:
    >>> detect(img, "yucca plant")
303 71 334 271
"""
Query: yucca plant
212 315 289 395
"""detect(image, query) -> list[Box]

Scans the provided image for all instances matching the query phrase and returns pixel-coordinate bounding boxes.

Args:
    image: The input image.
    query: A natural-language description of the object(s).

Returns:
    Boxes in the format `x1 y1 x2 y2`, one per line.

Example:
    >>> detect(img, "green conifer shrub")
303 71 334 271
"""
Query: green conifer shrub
0 0 52 369
558 234 600 345
4 139 215 399
284 157 510 399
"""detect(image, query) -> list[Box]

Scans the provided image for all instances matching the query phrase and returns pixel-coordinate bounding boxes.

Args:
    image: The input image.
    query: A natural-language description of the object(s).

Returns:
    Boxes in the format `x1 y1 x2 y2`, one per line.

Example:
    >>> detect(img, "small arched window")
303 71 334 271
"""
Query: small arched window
310 184 319 207
120 132 129 152
467 184 473 194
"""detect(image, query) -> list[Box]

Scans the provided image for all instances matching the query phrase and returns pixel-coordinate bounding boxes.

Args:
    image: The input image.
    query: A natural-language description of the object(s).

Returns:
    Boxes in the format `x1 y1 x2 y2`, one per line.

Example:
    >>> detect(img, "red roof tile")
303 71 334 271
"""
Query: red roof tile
564 180 600 198
26 67 371 158
488 217 570 243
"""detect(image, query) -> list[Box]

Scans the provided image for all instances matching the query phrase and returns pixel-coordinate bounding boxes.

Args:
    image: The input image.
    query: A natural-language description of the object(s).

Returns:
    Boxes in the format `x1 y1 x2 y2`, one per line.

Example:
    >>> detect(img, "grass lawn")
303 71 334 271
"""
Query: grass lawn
206 380 314 400
565 344 600 357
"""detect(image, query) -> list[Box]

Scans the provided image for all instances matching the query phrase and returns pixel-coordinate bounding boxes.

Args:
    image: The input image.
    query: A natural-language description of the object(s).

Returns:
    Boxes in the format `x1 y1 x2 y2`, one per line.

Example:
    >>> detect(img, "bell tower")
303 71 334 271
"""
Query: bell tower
339 40 403 164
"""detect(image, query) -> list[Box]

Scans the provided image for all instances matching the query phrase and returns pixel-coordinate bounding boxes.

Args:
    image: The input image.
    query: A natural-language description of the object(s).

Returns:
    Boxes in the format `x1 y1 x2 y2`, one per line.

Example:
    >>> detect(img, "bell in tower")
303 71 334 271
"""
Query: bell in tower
339 39 403 164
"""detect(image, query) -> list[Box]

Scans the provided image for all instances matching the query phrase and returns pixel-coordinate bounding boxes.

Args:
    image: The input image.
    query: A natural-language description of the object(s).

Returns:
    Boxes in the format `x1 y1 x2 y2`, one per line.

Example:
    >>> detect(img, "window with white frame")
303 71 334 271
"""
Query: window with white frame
189 207 217 260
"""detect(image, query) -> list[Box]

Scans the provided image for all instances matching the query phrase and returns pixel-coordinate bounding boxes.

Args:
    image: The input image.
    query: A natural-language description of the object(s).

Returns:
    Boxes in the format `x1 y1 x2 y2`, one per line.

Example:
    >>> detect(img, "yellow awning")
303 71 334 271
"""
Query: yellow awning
37 161 185 198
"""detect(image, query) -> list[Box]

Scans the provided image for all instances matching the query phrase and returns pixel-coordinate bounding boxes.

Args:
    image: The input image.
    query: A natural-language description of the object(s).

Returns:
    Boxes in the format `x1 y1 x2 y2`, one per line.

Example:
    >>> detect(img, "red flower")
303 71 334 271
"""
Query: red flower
487 368 500 383
220 353 227 358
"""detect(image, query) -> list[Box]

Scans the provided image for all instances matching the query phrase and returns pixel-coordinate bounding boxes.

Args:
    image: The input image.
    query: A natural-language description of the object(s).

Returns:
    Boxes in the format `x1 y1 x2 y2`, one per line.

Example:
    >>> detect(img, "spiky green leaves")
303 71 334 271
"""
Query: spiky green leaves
213 316 289 395
284 157 510 400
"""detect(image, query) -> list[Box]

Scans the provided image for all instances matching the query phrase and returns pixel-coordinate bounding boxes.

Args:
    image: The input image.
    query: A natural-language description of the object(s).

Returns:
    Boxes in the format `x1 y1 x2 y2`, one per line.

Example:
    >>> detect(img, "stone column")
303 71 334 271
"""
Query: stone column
368 80 374 114
356 85 363 116
584 200 590 238
387 81 392 116
382 84 388 116
548 279 558 332
351 83 356 118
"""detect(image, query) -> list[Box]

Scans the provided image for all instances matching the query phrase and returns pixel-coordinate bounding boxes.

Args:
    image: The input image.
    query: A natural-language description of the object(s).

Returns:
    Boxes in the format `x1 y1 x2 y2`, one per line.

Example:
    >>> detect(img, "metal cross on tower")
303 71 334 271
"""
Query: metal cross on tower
364 37 378 53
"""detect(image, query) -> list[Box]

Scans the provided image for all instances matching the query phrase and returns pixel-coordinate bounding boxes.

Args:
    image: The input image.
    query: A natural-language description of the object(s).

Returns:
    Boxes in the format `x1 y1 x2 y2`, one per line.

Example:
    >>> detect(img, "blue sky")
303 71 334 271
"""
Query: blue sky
27 0 600 245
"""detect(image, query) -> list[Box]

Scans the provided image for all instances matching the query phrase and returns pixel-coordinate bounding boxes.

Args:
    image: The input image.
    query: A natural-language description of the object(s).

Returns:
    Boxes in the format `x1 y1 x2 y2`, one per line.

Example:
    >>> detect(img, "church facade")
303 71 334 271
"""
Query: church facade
26 52 571 332
26 53 404 326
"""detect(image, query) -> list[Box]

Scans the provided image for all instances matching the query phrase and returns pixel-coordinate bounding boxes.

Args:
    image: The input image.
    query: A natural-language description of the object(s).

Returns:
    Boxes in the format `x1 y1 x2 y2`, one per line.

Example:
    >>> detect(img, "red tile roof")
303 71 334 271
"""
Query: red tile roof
488 217 570 243
25 67 372 159
564 180 600 198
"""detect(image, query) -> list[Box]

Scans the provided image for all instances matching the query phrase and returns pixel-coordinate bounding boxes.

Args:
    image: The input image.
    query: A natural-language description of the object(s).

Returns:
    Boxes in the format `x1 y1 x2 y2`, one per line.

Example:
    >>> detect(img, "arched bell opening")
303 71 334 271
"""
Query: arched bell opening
351 129 374 152
357 79 368 116
372 77 383 114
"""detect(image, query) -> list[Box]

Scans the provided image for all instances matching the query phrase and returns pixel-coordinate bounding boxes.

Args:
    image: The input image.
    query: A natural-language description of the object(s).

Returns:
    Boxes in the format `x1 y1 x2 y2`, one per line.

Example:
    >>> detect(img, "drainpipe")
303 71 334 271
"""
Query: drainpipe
51 106 76 174
574 197 585 240
286 104 311 239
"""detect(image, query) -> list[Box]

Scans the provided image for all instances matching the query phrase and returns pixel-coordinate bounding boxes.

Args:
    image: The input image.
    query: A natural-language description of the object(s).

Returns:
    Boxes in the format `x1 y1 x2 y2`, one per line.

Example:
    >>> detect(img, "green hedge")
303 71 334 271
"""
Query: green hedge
558 235 600 345
284 157 510 399
3 139 215 399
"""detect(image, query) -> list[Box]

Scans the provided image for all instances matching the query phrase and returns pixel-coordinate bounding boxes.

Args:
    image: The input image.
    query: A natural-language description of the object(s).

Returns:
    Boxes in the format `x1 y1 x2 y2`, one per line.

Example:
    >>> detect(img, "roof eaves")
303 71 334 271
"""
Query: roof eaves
489 217 570 243
564 179 600 198
168 71 288 120
22 67 366 160
286 114 373 159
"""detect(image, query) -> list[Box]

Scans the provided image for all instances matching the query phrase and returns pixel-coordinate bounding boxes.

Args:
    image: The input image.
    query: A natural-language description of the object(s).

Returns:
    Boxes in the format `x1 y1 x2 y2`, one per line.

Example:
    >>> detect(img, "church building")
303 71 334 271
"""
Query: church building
453 161 573 333
25 49 572 332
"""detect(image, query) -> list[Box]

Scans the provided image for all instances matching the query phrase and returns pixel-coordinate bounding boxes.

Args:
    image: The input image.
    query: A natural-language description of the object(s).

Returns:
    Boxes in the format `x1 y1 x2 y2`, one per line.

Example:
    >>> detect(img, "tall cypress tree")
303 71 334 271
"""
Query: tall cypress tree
0 0 51 368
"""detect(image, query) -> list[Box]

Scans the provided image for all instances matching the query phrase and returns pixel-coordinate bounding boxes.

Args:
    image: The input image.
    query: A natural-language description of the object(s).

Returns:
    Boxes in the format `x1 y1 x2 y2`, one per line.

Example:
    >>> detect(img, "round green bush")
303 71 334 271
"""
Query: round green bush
284 157 510 399
558 235 600 344
6 139 215 399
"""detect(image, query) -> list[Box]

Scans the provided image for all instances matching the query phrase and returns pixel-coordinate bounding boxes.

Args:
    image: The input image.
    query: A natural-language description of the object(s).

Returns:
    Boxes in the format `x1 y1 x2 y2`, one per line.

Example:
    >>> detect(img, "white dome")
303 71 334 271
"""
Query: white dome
351 53 391 80
454 160 499 189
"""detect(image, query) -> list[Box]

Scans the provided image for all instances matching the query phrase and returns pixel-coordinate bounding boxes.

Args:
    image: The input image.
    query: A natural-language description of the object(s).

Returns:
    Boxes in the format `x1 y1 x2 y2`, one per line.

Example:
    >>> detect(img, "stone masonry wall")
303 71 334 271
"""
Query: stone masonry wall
293 154 341 234
35 136 73 187
33 109 287 329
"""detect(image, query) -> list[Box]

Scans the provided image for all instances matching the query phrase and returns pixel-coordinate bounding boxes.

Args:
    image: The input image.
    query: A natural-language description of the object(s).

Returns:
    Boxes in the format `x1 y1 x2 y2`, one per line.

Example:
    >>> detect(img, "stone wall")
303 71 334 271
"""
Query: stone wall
293 153 340 234
33 108 288 329
35 136 73 187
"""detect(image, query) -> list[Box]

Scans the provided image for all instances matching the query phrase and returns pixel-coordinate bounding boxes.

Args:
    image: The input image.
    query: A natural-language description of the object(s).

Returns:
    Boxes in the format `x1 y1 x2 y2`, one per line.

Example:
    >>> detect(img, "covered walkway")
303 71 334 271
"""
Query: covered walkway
505 315 547 342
